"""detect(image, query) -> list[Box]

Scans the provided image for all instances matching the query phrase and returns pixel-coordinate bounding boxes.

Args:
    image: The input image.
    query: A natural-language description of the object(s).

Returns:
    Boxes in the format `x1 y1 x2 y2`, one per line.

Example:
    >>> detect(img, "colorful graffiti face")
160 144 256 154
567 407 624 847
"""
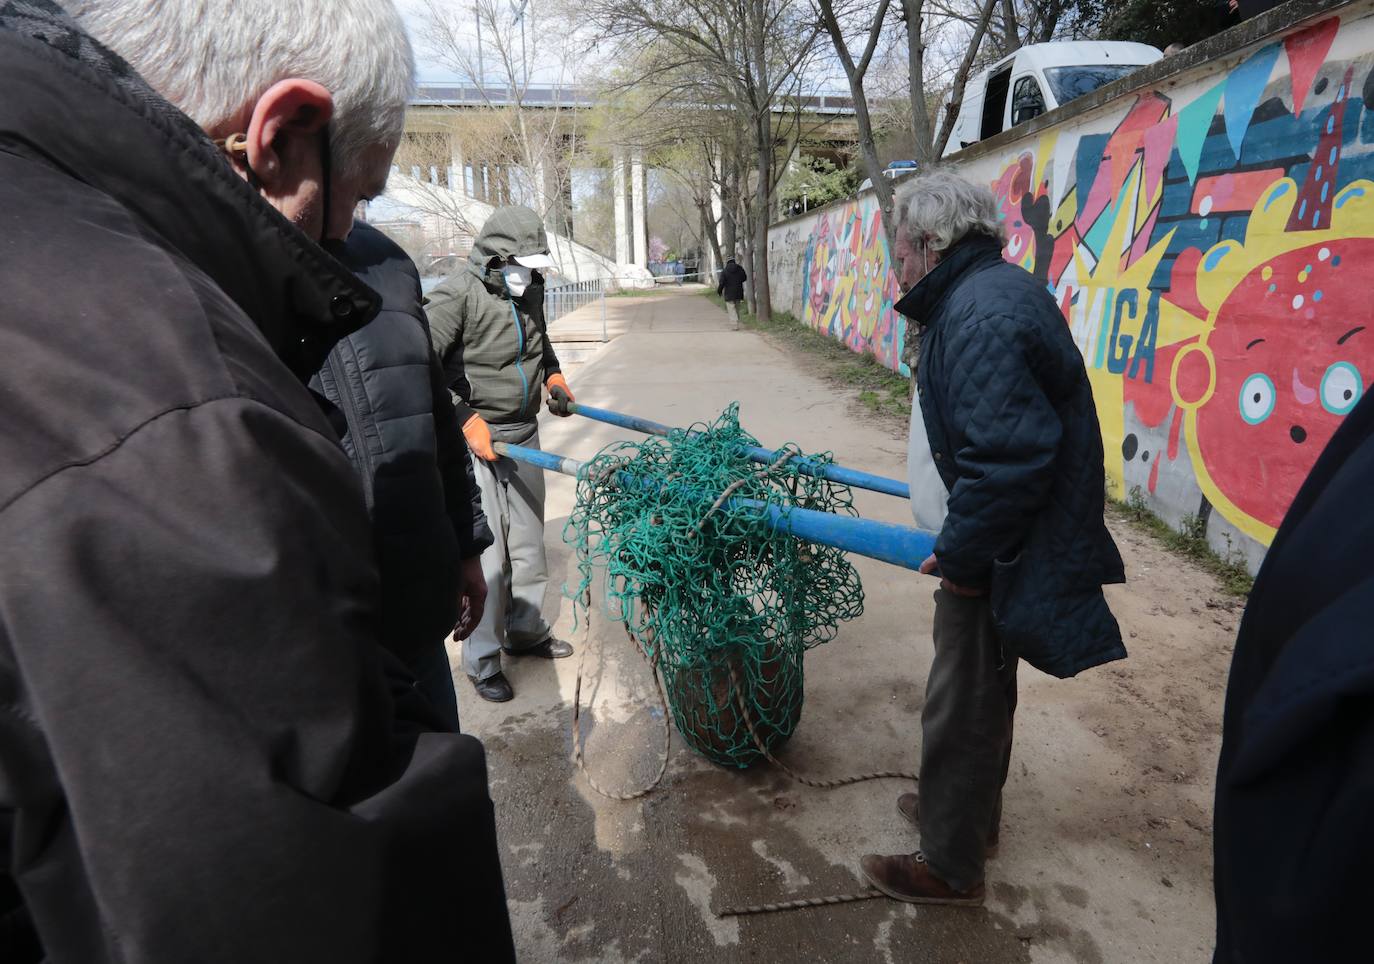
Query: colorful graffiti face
1179 239 1373 527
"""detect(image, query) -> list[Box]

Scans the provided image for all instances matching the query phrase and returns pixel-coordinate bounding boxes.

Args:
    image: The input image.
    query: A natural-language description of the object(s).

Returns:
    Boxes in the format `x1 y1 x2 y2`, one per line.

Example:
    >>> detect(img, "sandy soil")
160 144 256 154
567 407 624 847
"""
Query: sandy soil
454 290 1240 962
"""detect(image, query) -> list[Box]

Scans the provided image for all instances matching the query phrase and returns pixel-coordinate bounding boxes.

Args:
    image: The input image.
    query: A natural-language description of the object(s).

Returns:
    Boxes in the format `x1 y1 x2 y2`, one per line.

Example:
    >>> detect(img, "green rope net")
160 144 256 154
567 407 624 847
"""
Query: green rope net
564 404 864 768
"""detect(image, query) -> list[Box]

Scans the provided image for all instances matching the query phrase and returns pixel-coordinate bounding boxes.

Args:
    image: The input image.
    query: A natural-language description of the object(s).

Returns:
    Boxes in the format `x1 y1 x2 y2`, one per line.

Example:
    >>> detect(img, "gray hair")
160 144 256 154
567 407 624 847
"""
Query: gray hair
894 170 1006 253
67 0 415 177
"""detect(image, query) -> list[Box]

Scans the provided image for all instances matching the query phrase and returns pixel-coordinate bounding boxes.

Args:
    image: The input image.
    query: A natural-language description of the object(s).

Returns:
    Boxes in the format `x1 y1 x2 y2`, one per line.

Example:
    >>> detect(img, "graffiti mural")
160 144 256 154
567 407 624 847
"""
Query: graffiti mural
767 9 1374 567
771 195 909 374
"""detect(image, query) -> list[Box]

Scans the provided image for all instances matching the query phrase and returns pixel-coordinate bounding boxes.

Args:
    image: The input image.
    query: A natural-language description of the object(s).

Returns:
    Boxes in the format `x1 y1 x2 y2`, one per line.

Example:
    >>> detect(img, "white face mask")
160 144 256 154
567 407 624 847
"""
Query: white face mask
501 264 533 297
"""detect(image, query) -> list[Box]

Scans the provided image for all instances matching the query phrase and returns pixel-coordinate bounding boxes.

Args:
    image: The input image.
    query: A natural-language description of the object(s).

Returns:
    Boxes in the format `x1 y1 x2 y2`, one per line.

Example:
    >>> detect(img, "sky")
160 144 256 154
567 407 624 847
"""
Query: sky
400 0 856 93
401 0 597 87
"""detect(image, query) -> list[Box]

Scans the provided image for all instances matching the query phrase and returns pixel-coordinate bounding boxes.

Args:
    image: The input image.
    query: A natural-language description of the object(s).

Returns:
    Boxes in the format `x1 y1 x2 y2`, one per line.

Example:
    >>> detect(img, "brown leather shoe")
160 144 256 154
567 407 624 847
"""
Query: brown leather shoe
896 793 1000 859
859 852 985 906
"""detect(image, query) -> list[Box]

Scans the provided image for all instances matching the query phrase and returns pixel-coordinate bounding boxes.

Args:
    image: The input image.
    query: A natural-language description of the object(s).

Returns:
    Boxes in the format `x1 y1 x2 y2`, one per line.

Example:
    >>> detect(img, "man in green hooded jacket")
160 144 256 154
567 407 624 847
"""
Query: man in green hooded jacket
426 206 576 702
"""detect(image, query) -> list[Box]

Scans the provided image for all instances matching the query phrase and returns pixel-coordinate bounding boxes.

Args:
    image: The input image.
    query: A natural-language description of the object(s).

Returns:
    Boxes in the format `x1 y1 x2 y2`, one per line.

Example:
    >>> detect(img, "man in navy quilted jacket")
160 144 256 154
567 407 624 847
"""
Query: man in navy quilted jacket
861 171 1125 906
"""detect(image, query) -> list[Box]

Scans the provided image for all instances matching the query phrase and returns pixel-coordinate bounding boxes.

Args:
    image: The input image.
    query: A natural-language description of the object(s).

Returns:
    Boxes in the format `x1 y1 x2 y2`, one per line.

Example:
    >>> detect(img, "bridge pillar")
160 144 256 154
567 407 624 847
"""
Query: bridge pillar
710 173 724 275
631 153 648 269
613 150 630 266
447 136 466 196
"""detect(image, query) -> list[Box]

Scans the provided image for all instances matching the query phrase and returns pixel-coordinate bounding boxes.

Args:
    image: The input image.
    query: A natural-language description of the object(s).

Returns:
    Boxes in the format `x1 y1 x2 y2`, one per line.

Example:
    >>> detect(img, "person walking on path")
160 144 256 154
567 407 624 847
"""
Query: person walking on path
312 221 493 731
428 206 576 703
717 256 748 327
0 1 514 960
861 171 1125 906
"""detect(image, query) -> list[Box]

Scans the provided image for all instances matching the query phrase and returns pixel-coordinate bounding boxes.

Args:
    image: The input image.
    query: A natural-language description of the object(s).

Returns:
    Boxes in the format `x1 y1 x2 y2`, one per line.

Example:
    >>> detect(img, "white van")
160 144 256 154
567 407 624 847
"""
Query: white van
941 41 1162 157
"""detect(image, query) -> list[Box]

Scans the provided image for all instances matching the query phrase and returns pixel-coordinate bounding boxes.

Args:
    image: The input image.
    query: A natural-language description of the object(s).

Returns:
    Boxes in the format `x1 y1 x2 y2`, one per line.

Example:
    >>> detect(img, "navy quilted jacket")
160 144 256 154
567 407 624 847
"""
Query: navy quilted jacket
896 235 1126 678
312 223 494 664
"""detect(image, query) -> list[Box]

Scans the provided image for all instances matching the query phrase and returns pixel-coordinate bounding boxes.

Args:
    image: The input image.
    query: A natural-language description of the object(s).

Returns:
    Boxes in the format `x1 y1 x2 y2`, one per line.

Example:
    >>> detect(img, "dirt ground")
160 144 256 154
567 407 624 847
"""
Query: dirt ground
451 289 1240 963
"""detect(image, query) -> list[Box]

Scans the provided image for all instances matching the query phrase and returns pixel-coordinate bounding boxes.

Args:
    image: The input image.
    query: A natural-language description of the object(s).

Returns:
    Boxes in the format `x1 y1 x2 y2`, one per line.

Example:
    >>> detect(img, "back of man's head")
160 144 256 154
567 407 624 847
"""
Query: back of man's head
895 169 1005 254
66 0 414 179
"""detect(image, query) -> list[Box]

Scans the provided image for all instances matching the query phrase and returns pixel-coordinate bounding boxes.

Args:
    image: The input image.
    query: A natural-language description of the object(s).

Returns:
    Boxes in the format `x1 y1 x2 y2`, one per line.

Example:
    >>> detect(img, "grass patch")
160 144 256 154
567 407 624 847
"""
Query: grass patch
608 285 680 297
702 290 912 424
1109 486 1254 598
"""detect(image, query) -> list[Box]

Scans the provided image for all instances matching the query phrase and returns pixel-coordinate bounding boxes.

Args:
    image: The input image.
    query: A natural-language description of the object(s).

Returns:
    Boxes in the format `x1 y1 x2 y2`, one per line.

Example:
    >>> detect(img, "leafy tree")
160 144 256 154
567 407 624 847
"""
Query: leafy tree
1068 0 1232 49
778 156 860 215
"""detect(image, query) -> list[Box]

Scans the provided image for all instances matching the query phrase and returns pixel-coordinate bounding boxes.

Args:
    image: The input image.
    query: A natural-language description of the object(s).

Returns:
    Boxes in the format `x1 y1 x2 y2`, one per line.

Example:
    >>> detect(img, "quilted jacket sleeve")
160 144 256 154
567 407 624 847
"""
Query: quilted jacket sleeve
934 307 1062 588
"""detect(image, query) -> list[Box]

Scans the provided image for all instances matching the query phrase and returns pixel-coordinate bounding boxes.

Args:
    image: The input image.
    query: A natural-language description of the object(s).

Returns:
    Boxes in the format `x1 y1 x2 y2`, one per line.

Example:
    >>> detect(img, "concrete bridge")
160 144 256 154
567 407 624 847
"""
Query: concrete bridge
397 82 867 275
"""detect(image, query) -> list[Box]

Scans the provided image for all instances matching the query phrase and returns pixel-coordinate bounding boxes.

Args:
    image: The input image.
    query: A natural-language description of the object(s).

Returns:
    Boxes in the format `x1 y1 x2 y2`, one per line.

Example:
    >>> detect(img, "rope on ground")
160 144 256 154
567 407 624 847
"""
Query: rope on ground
728 660 918 790
716 889 886 917
570 591 673 801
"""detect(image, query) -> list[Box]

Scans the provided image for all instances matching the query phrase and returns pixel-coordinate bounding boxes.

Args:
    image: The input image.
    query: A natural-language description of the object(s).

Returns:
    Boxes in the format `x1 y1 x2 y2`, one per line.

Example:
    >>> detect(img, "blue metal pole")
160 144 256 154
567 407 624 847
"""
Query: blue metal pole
493 441 935 572
566 402 911 500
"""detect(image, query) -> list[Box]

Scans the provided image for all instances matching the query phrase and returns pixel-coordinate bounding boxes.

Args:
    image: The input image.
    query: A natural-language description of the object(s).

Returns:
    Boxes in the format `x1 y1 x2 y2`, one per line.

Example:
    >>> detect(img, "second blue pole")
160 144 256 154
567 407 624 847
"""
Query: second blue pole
566 402 912 500
493 441 935 572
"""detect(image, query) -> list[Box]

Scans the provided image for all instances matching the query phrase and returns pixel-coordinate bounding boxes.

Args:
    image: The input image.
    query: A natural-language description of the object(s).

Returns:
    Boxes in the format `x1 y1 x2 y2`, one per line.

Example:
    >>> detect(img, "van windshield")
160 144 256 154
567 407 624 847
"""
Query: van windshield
1043 64 1142 105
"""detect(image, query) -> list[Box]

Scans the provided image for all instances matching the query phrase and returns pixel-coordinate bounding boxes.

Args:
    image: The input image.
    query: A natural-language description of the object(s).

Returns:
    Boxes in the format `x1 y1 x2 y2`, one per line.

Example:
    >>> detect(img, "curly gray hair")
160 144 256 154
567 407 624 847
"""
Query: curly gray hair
894 170 1006 253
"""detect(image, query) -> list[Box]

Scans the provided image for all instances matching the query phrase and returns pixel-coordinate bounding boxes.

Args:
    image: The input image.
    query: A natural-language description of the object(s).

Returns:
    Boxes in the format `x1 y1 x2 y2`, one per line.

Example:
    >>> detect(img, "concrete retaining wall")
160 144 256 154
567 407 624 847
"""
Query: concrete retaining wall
767 0 1374 573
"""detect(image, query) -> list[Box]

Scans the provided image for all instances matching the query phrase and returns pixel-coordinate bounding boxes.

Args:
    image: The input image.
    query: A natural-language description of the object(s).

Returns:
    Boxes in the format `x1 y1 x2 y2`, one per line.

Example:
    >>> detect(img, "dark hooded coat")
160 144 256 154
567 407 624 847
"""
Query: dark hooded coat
0 4 513 960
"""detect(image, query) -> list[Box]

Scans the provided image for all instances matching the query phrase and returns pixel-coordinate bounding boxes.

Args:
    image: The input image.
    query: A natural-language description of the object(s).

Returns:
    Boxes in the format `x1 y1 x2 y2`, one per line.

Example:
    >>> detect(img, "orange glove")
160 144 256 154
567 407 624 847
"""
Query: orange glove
545 373 574 417
462 413 497 461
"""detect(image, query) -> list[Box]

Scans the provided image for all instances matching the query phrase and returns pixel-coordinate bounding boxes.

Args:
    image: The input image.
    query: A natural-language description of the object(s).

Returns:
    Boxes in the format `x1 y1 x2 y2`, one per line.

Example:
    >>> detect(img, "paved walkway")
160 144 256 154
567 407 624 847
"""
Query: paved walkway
546 283 731 348
448 288 1234 963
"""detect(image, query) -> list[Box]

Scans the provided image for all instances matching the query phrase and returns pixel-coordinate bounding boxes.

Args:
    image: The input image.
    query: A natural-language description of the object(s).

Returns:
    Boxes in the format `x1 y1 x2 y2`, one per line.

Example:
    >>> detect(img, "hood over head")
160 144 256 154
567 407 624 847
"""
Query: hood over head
469 206 556 280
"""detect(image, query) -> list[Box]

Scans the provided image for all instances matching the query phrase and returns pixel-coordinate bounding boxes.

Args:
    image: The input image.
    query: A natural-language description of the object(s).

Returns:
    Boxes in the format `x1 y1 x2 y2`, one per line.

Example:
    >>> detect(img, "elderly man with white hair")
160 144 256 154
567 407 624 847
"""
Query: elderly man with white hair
859 171 1126 905
0 2 513 960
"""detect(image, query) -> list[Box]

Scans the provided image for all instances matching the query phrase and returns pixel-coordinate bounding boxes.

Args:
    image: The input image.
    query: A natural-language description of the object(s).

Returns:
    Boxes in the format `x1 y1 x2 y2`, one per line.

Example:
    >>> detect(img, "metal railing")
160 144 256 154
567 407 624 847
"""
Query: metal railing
543 273 713 343
412 83 857 116
544 277 606 327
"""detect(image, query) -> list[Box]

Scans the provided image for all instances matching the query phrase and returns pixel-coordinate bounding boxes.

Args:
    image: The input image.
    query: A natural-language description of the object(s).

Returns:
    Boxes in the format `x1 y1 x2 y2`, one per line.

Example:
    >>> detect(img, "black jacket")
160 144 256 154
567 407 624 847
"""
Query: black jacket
1212 390 1374 963
718 260 748 302
896 236 1126 678
313 222 494 665
0 4 513 962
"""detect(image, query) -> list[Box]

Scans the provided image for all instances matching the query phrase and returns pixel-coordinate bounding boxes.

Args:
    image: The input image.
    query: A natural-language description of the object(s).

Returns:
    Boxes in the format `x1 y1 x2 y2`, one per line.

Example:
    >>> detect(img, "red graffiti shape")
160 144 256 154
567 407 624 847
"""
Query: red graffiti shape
1194 239 1373 529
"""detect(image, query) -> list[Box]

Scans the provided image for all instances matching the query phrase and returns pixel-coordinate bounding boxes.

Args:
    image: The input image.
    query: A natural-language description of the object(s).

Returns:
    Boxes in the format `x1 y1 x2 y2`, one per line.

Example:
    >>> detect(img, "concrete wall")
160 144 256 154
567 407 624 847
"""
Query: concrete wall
767 0 1374 573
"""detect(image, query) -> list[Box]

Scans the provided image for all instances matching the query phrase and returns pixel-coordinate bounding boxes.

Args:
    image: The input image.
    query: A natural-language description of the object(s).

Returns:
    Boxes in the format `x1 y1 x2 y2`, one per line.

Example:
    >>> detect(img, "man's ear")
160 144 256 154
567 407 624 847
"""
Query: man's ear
243 79 334 190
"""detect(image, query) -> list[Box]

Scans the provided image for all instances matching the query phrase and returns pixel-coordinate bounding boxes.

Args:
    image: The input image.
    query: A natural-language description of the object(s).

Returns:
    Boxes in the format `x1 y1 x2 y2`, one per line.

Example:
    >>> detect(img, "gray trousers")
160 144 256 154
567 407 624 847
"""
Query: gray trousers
725 301 740 326
463 421 553 681
918 589 1019 891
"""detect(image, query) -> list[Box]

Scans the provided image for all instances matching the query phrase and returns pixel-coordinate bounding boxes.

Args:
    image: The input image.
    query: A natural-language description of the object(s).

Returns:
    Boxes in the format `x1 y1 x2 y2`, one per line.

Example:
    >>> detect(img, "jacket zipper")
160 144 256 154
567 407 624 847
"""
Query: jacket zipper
509 300 530 415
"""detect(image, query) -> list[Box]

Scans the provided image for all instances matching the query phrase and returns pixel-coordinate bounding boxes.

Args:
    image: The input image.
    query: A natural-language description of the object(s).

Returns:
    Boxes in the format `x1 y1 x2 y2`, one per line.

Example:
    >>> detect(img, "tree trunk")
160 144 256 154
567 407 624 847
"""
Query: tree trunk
721 160 739 261
934 0 999 158
999 0 1021 53
901 0 935 167
819 0 897 253
752 112 773 324
737 190 756 315
1032 0 1064 43
699 200 723 280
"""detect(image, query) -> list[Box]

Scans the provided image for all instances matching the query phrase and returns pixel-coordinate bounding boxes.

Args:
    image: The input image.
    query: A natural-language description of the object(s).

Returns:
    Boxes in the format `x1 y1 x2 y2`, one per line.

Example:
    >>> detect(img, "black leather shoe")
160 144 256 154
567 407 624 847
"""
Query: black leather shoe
470 672 514 702
505 638 573 659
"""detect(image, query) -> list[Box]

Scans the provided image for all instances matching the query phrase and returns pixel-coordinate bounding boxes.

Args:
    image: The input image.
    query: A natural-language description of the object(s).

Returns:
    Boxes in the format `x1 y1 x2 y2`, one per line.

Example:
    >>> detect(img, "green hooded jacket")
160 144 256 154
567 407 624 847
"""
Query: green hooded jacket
425 206 562 425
